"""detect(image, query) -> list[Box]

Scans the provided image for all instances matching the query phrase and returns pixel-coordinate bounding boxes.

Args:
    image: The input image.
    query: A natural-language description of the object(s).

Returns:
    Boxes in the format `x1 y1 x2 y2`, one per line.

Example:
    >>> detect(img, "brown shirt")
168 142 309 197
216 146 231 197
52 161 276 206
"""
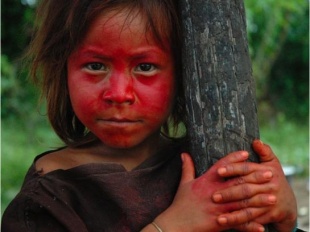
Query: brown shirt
2 143 183 232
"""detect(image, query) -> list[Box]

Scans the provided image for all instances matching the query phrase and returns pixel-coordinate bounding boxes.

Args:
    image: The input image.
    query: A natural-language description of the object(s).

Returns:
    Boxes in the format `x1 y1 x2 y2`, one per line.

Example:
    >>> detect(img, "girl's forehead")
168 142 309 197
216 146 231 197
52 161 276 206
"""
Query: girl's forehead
93 8 146 32
70 9 171 57
84 8 170 50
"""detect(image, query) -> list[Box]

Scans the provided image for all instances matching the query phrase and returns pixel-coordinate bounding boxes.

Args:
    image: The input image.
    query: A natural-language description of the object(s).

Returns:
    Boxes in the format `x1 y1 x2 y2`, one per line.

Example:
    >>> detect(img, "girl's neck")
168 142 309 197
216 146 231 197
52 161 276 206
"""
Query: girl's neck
35 132 169 174
72 132 167 171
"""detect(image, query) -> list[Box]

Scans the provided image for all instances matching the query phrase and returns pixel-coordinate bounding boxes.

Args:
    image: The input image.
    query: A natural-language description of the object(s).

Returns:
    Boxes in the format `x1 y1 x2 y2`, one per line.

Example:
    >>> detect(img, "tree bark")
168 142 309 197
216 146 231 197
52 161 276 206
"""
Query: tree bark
179 1 274 231
181 0 259 175
180 0 259 174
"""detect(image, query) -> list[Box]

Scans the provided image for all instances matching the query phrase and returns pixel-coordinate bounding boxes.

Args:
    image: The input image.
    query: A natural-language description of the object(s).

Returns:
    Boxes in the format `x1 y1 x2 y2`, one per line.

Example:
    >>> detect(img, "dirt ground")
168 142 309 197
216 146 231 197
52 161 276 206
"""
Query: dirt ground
291 177 309 231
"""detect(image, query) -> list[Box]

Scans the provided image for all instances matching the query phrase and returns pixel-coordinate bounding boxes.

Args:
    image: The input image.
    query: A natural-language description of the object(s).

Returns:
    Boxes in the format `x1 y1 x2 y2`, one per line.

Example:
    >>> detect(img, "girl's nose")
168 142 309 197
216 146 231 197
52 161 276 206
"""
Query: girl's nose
102 72 135 105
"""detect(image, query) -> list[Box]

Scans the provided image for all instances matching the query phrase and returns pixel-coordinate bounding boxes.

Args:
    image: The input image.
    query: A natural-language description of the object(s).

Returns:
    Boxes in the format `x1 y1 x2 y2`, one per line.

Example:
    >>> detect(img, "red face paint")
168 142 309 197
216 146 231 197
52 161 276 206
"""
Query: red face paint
67 10 175 152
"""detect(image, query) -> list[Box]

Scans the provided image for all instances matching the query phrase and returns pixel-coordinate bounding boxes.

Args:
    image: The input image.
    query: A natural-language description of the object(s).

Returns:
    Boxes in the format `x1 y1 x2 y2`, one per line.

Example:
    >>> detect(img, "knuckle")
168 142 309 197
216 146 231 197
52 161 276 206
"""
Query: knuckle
255 171 262 182
242 163 250 175
224 165 233 174
259 195 265 204
240 222 258 232
244 208 253 220
241 184 252 198
229 213 240 225
235 176 245 185
268 212 278 222
240 222 250 230
268 182 278 193
223 190 234 202
240 198 250 208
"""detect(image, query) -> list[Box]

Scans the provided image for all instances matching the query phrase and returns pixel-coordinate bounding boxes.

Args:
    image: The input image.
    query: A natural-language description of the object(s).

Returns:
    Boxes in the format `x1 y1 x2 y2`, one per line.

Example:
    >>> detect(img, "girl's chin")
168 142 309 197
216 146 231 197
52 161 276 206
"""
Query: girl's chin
98 137 144 150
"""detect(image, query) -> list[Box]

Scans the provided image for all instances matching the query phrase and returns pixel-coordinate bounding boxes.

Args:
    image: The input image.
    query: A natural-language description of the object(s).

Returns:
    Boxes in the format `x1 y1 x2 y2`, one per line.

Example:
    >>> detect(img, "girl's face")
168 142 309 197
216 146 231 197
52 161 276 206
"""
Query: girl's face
67 10 175 149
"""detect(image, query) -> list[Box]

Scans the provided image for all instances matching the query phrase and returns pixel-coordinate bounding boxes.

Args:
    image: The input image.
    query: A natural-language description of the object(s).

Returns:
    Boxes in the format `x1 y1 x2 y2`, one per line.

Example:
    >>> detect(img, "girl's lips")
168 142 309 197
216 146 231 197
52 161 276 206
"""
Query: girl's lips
104 117 138 122
97 117 142 124
97 119 142 129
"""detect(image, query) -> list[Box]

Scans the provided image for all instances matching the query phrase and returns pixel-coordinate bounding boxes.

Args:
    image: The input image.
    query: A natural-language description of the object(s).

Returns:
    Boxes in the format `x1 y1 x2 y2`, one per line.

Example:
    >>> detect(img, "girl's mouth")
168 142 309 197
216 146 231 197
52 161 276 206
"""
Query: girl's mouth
97 117 142 126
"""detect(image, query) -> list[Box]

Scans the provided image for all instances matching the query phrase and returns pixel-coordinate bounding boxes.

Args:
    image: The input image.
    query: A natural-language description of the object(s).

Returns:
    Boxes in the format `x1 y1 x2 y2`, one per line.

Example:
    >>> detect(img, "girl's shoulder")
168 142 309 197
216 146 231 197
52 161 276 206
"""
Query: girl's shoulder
35 147 76 175
35 146 99 175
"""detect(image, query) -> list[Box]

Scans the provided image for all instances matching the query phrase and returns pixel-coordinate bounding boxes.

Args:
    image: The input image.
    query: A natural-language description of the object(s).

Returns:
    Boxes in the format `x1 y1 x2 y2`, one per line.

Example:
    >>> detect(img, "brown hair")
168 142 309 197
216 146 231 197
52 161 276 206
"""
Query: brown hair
28 0 185 147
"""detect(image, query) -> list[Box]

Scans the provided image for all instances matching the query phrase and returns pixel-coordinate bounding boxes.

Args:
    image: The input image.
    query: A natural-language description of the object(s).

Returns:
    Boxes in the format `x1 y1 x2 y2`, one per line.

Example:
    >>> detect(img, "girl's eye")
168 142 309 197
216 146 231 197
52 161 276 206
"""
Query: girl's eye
84 63 107 72
135 63 157 73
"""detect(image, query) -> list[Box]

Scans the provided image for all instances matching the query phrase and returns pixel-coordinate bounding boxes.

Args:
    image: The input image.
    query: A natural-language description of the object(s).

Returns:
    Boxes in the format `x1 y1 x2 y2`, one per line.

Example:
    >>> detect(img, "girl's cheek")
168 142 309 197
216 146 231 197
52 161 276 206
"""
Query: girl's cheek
70 87 98 117
140 90 174 117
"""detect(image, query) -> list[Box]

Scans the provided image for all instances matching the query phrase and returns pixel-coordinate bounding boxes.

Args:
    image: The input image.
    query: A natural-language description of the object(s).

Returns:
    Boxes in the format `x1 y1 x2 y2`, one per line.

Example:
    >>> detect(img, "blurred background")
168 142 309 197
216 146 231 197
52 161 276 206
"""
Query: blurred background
1 0 309 229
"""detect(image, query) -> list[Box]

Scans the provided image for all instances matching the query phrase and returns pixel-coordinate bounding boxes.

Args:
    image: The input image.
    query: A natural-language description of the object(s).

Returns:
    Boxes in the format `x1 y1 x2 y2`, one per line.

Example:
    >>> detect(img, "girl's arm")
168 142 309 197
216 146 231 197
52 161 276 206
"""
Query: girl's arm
142 150 273 232
142 140 298 232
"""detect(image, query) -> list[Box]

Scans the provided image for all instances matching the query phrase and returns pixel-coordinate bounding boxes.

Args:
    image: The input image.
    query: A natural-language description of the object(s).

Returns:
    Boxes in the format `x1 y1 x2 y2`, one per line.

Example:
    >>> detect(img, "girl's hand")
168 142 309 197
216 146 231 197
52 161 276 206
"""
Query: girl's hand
215 140 298 232
252 140 297 232
153 151 269 232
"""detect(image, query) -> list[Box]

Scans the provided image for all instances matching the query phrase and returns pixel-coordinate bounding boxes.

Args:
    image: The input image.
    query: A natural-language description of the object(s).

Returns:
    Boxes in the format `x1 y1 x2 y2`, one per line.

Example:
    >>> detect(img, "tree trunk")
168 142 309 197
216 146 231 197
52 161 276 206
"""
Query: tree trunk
180 0 259 174
179 0 274 231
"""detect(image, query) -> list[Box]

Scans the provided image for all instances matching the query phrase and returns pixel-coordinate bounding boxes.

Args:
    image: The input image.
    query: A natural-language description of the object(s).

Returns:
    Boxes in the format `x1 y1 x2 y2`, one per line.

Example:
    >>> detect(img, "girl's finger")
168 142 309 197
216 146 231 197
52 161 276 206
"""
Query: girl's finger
234 221 266 232
218 166 273 185
217 161 270 177
212 183 275 203
200 151 250 182
216 194 277 212
252 139 278 163
213 151 249 168
179 153 195 185
217 207 266 227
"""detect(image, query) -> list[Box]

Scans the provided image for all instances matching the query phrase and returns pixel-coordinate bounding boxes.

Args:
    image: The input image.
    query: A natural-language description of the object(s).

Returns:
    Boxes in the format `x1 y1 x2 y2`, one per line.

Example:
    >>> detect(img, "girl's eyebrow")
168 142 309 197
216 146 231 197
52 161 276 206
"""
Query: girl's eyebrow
76 46 167 59
131 47 169 56
76 48 110 59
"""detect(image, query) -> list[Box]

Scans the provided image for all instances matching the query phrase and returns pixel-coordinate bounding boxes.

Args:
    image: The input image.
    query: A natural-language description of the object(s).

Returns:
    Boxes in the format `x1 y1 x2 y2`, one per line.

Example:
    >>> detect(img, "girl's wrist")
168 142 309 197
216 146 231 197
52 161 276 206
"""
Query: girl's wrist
140 223 162 232
151 221 163 232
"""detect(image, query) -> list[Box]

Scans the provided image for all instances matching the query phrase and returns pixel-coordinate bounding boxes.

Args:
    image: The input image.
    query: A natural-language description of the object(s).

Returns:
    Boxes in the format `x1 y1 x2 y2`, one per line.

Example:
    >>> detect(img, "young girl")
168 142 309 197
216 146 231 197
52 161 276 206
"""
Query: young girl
2 0 298 231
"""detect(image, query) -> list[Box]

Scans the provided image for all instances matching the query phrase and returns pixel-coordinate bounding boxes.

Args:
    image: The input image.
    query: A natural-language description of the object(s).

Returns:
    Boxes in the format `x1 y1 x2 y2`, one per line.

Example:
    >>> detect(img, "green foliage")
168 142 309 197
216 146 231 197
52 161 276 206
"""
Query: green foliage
1 54 39 120
1 118 61 215
245 0 307 57
260 118 309 176
1 0 35 60
1 0 39 121
269 8 309 121
244 0 309 122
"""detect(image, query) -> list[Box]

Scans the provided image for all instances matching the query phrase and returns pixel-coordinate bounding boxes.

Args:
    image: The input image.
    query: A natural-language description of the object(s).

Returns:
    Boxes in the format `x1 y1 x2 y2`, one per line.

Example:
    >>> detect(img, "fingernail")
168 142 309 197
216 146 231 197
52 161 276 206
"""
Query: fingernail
218 216 227 225
181 153 186 162
268 195 277 204
258 226 265 232
212 193 223 202
240 151 249 158
263 171 273 179
218 167 227 175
